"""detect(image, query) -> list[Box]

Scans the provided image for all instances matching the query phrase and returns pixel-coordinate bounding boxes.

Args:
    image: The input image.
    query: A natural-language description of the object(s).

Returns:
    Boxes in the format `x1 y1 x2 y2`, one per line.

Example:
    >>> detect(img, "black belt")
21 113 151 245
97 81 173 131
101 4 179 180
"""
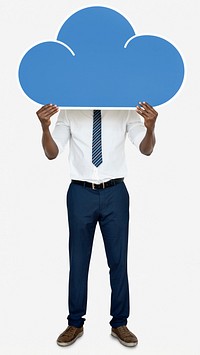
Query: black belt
71 178 124 190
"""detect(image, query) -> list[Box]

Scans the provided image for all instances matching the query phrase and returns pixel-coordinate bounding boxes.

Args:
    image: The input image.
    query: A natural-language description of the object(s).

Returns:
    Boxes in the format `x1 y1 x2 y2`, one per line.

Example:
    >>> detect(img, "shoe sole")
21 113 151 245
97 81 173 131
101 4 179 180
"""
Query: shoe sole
57 330 84 347
111 331 138 347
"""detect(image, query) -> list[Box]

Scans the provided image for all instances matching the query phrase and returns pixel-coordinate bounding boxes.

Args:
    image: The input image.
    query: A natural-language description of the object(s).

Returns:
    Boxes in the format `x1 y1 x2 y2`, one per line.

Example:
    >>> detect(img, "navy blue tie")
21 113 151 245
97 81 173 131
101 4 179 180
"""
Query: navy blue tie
92 110 103 167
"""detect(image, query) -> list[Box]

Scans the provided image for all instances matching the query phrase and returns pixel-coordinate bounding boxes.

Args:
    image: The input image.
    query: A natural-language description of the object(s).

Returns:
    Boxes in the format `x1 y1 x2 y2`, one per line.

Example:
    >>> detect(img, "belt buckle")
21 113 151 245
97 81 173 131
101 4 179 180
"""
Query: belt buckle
92 182 105 189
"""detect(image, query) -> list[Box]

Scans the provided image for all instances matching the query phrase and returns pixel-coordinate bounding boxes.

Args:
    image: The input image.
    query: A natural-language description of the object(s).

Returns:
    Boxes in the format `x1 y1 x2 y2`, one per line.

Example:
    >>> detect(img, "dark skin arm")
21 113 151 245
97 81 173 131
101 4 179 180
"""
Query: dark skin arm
136 102 158 156
36 104 59 160
36 101 157 159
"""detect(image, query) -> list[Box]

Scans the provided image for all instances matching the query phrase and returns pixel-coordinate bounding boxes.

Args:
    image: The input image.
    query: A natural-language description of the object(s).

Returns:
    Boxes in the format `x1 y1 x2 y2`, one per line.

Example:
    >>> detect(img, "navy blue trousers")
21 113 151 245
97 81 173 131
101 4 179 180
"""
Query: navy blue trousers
66 181 130 328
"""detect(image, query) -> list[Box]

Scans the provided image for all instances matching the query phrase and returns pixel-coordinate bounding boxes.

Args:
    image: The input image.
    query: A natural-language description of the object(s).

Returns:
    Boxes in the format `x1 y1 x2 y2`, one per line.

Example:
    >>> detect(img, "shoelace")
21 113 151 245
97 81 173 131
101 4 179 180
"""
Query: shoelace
118 326 131 338
63 326 76 337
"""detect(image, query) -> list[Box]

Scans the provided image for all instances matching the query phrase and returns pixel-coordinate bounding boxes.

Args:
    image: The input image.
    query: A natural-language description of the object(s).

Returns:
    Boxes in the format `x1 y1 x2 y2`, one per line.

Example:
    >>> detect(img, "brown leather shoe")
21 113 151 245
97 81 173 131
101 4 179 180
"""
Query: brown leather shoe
57 326 84 346
111 325 138 347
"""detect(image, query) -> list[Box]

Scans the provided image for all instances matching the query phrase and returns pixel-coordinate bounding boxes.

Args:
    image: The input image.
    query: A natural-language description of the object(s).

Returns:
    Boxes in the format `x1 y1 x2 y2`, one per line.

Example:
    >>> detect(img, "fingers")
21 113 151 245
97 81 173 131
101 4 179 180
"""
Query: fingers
36 104 59 130
136 101 158 119
36 104 59 118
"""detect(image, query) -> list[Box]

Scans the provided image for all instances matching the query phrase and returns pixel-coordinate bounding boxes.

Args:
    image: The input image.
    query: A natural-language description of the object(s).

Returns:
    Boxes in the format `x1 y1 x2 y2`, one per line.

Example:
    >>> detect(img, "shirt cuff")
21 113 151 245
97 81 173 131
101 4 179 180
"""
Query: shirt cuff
133 129 147 150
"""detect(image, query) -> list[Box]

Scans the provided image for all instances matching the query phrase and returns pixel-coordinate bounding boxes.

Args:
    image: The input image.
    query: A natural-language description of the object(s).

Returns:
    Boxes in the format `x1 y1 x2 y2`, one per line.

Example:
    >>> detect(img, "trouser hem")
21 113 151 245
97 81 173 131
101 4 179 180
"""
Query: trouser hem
67 316 85 328
110 319 128 328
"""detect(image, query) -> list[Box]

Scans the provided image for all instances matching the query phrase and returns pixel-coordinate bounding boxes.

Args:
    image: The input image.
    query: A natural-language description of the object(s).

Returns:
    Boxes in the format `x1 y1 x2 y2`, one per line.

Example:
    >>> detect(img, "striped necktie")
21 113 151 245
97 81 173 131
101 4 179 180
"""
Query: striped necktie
92 110 103 167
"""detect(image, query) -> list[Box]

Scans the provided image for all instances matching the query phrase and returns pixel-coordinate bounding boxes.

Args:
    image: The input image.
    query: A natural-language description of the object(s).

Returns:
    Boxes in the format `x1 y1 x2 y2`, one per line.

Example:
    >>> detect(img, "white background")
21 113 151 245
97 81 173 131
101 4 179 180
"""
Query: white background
0 0 199 354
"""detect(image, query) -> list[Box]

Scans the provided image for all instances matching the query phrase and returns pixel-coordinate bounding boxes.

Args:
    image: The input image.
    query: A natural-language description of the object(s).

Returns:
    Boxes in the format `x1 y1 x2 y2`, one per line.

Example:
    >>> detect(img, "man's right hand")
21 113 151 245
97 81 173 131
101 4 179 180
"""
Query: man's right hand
36 104 59 130
36 104 59 159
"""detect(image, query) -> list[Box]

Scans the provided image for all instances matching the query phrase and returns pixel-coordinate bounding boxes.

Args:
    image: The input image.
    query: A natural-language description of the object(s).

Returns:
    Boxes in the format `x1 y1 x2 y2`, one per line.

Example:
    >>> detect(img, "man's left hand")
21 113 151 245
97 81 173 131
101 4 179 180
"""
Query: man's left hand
136 102 158 131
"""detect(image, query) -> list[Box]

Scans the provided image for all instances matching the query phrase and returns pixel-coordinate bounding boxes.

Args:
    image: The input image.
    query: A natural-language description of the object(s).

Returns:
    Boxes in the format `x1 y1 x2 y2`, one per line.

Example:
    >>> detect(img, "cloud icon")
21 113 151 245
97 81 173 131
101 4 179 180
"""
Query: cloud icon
18 6 184 107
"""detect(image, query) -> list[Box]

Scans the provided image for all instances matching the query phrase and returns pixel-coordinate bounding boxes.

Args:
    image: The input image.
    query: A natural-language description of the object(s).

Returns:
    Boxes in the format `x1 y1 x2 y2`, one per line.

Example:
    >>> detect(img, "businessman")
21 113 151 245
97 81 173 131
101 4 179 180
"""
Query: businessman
36 103 158 347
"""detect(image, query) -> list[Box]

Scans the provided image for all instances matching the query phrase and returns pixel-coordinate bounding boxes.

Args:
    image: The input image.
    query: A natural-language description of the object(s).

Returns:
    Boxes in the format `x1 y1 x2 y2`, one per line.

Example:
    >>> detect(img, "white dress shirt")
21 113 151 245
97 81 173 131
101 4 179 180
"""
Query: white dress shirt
52 110 146 183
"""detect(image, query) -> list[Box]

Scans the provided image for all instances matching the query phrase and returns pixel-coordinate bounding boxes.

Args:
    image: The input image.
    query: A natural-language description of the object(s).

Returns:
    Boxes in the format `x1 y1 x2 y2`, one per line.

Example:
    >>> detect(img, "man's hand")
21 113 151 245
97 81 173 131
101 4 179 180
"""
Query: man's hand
36 104 59 160
136 102 158 132
136 102 158 156
36 104 59 131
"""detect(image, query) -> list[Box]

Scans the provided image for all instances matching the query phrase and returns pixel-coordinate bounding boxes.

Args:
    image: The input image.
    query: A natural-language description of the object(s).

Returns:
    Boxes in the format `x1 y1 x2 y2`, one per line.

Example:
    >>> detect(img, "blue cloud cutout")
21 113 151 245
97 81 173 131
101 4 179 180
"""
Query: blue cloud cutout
18 6 184 107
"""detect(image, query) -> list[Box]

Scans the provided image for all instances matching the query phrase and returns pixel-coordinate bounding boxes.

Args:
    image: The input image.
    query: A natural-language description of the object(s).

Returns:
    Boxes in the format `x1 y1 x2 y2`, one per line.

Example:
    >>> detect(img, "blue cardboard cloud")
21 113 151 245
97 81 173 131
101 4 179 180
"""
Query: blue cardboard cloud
18 6 184 107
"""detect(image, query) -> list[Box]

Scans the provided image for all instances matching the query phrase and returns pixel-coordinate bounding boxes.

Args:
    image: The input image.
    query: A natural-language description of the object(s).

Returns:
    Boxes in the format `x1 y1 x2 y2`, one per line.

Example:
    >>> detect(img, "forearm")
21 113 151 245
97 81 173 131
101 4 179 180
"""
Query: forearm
42 127 59 160
139 128 156 156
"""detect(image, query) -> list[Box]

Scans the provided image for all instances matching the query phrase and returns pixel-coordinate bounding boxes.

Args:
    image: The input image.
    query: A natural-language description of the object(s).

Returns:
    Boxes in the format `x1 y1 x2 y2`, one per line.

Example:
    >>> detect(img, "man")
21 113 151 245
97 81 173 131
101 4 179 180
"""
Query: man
36 103 158 347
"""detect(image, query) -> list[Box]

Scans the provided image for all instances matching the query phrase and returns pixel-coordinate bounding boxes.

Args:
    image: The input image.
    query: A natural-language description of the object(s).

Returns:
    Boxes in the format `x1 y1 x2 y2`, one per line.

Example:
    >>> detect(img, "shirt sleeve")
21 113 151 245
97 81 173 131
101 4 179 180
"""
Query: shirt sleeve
126 110 147 150
51 110 70 154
